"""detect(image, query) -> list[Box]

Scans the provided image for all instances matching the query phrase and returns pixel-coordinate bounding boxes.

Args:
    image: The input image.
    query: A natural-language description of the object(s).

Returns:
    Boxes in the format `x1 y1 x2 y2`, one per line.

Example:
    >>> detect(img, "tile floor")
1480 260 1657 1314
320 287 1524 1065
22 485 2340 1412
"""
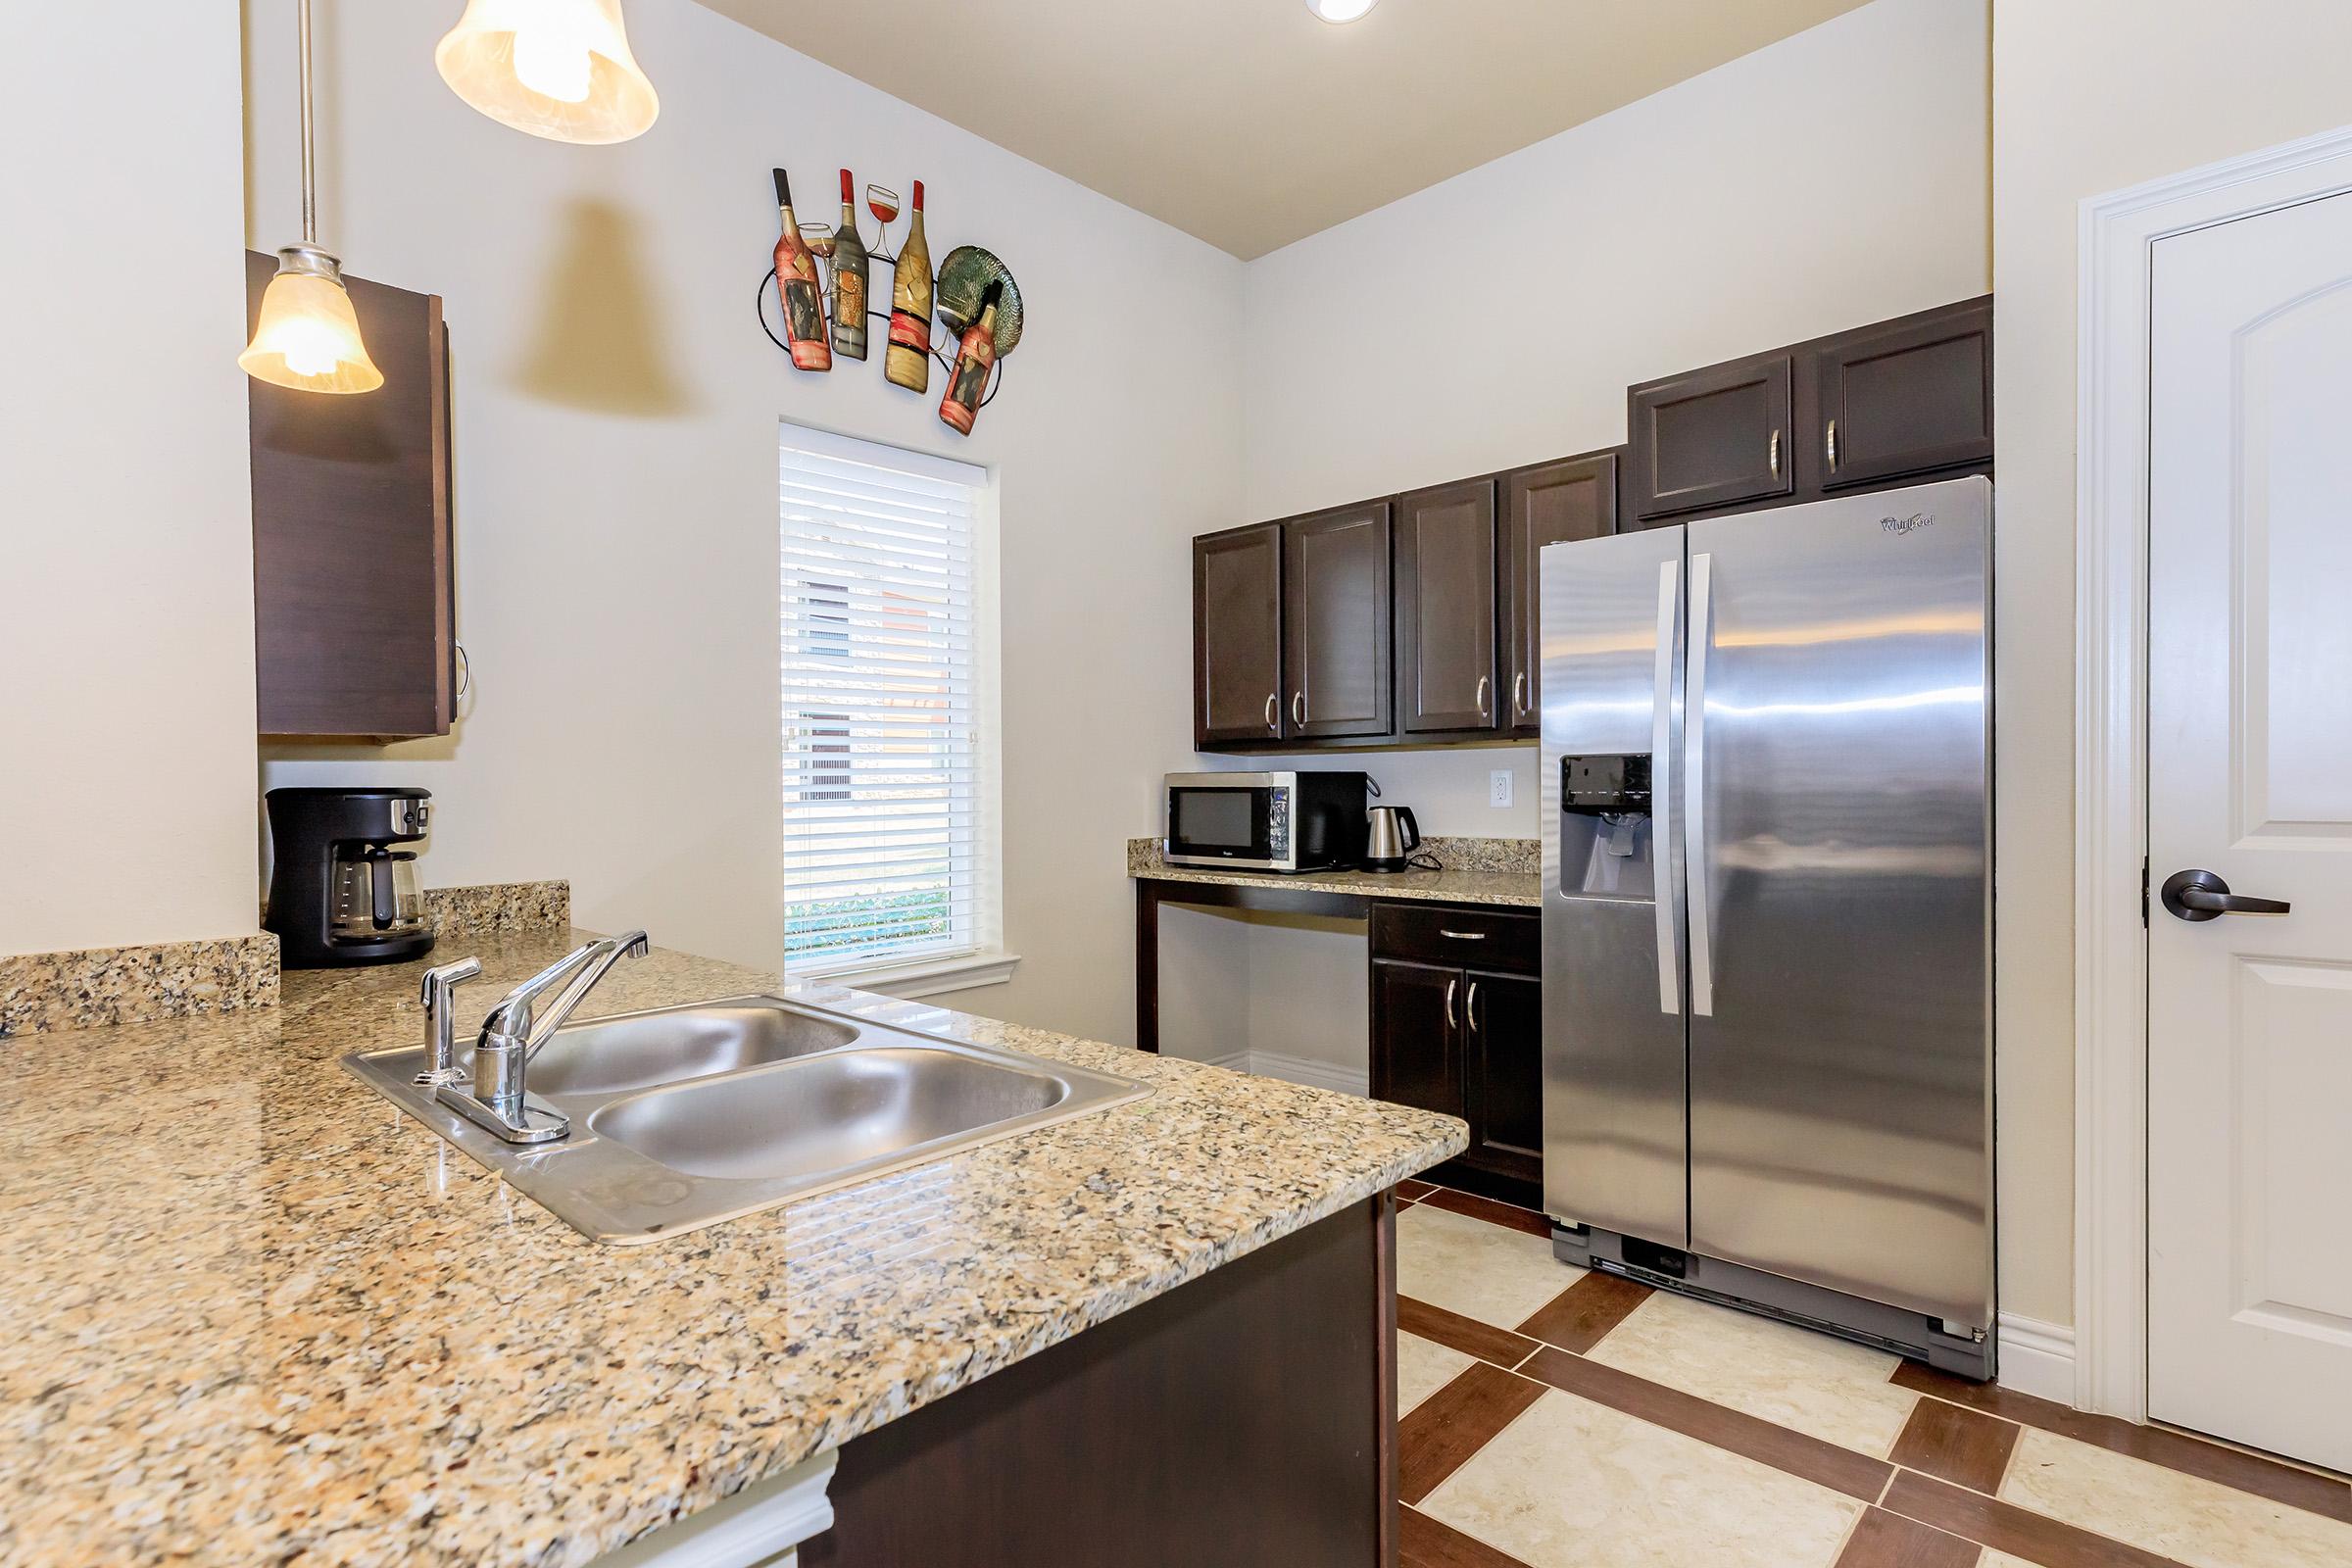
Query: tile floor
1390 1179 2352 1568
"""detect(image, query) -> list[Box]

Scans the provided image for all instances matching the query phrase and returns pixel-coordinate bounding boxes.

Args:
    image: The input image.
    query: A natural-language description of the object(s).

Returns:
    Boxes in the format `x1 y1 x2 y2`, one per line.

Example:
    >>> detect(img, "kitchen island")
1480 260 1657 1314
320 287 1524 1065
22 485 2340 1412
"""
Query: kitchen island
0 930 1461 1567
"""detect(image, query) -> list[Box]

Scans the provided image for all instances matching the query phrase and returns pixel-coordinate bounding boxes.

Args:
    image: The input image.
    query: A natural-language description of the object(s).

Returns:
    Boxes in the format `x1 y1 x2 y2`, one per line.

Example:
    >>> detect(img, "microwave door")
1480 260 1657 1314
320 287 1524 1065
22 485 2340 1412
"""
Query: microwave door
1165 779 1277 867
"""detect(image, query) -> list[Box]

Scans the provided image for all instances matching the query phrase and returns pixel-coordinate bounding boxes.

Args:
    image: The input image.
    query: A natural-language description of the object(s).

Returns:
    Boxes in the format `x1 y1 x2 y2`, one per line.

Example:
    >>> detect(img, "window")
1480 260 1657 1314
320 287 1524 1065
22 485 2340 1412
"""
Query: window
779 425 1001 983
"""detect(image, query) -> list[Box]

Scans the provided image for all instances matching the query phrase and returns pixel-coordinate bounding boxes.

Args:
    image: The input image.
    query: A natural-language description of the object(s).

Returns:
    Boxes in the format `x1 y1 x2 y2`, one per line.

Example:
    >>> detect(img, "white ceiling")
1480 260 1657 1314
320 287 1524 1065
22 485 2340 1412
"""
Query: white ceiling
702 0 1875 258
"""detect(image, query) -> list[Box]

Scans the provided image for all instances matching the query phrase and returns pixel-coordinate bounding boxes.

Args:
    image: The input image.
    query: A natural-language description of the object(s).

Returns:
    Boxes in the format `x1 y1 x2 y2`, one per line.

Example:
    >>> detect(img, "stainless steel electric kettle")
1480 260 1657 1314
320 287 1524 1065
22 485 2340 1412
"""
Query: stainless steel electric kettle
1363 806 1422 873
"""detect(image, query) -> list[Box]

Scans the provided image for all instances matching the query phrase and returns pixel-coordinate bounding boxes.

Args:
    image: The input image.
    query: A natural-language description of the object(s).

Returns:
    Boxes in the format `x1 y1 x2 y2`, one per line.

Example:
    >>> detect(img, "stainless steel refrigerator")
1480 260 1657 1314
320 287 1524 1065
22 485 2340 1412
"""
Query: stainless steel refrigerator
1539 474 1993 1379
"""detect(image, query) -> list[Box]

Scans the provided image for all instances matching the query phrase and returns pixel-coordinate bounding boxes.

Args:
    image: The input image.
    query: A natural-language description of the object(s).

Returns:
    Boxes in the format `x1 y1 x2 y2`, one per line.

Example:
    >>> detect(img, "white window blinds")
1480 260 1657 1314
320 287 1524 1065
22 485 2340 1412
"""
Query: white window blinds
780 426 987 973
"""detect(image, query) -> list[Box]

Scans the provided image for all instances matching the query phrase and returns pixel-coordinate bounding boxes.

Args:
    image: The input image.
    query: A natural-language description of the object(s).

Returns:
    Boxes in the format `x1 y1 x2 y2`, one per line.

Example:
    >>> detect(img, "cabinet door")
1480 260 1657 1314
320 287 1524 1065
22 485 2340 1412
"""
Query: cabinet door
1809 296 1992 490
1396 479 1499 734
1282 502 1393 740
1499 452 1617 737
1628 351 1794 520
1463 971 1543 1184
247 251 455 739
1194 524 1285 745
1370 959 1464 1122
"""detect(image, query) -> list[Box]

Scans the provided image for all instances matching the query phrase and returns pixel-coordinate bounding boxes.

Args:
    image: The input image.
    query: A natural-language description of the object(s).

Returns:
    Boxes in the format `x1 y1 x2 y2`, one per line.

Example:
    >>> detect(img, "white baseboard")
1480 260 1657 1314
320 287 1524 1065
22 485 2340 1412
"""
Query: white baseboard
1247 1050 1370 1098
1997 1312 2077 1403
1175 1048 1250 1071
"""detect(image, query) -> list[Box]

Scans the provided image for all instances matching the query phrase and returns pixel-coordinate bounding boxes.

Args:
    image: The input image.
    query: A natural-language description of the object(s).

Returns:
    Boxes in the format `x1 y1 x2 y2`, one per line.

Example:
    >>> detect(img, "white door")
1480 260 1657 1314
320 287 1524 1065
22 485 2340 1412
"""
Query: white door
2147 188 2352 1472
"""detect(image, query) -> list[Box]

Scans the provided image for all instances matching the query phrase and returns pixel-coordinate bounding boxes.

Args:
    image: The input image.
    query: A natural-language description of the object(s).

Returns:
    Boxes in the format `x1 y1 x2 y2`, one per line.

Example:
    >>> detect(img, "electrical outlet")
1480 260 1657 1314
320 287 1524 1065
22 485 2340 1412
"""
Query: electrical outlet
1490 769 1514 808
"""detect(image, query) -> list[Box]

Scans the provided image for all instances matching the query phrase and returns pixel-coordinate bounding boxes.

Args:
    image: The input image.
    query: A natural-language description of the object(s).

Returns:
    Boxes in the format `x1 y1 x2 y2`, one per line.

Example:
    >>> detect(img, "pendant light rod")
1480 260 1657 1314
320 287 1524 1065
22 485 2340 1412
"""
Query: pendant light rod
298 0 317 245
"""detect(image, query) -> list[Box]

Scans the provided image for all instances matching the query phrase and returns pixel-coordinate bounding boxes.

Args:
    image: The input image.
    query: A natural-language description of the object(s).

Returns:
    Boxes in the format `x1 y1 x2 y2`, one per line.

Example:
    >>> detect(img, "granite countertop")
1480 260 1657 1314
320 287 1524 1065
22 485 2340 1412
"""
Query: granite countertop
0 931 1462 1568
1126 837 1543 908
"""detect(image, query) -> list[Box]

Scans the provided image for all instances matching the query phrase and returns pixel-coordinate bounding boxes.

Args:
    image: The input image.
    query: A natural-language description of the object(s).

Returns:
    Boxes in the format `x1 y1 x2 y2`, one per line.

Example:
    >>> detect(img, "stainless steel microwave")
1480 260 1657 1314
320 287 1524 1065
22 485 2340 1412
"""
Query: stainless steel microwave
1163 772 1370 873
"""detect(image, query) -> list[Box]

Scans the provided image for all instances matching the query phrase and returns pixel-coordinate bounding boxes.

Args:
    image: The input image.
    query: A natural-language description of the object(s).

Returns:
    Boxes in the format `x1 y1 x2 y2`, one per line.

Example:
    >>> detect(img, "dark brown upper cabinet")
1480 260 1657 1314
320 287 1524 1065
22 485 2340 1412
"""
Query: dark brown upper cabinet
1627 350 1794 520
1193 523 1285 745
1282 501 1393 741
245 251 456 740
1499 451 1618 737
1800 296 1992 492
1396 479 1499 735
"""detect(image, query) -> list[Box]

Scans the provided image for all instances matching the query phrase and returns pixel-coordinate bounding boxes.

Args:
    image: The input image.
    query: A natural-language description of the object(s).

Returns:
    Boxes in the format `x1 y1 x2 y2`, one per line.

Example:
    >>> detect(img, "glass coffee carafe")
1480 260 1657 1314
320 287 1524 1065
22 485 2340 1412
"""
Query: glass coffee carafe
329 847 426 941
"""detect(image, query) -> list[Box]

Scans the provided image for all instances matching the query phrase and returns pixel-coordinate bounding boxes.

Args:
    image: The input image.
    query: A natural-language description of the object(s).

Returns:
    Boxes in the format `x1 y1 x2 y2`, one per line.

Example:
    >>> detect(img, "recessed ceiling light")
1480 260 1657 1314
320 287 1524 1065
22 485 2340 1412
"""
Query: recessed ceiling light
1306 0 1380 23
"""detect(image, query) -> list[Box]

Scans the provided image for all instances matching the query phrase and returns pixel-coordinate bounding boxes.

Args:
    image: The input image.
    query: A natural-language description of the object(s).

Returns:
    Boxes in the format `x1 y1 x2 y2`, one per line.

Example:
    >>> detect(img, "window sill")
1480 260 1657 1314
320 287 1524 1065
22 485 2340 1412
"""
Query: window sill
801 951 1022 1001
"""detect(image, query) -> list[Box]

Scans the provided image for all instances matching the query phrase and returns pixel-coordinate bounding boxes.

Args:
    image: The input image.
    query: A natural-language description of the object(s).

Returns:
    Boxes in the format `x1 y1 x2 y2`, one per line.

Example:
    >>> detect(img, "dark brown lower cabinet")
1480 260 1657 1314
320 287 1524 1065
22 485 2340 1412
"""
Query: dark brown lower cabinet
801 1198 1396 1567
1369 905 1544 1210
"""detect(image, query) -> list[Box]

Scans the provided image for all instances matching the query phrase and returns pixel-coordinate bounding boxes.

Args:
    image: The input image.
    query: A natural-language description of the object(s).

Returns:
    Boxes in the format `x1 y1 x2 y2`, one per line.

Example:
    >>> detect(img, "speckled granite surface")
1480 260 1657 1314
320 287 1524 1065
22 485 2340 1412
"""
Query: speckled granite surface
0 930 279 1040
1126 838 1542 907
0 929 1461 1568
423 878 570 936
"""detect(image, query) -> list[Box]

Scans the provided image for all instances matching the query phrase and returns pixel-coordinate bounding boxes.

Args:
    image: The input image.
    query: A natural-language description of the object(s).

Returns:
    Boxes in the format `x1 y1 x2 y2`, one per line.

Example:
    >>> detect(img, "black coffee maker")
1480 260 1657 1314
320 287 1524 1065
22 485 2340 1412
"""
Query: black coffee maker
265 787 437 968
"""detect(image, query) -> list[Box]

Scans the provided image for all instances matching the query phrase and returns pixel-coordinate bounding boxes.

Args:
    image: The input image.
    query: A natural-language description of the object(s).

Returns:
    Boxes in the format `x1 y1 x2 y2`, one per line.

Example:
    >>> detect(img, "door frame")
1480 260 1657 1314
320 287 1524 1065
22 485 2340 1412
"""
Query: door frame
2075 122 2352 1422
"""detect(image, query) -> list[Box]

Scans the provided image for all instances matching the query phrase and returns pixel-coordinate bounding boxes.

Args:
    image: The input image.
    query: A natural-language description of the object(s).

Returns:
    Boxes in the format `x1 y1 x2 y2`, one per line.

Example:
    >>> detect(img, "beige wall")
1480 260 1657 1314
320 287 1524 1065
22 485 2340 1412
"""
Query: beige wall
0 3 260 957
247 0 1246 1048
1177 0 1997 1105
1988 0 2352 1327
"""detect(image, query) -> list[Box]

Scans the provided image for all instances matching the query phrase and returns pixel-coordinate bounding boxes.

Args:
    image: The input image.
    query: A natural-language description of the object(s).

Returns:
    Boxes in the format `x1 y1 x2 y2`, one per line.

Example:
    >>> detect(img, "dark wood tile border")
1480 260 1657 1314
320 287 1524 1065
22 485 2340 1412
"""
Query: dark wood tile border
1887 1396 2021 1495
1521 1346 1893 1503
1398 1362 1546 1505
1892 1362 2352 1523
1399 1295 1541 1370
1882 1471 2193 1568
1514 1269 1652 1353
1399 1505 1534 1568
1416 1186 1553 1239
1833 1507 1982 1568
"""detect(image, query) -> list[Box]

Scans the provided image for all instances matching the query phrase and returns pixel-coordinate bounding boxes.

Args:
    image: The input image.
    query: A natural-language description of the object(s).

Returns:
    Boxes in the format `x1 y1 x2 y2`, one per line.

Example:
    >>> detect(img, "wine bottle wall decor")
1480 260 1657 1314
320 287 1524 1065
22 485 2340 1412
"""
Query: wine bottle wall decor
760 166 1022 438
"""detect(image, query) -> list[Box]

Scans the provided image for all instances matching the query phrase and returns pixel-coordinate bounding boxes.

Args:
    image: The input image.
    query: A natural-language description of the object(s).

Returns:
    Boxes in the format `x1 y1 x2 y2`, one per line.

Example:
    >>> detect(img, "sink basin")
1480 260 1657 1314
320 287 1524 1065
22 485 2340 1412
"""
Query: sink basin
590 1047 1068 1182
498 1001 858 1098
342 996 1149 1244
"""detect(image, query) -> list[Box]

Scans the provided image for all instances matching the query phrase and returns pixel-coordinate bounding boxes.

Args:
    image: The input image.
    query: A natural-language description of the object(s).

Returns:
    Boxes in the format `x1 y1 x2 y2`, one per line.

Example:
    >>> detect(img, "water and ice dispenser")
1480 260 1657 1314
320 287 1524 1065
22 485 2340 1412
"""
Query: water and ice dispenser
1557 754 1656 899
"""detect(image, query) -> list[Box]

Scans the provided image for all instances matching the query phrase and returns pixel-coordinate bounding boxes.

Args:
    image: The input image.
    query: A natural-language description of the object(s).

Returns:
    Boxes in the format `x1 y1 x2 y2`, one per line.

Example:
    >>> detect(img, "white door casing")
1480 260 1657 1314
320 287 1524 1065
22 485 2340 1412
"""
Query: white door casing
2144 188 2352 1472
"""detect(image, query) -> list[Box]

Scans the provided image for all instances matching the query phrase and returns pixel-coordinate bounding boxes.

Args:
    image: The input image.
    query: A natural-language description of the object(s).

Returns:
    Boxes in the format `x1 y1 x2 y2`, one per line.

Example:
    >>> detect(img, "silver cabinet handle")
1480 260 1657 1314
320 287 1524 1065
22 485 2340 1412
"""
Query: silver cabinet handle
1768 428 1783 480
1475 673 1491 718
1293 692 1307 726
454 641 471 700
1466 981 1481 1034
1444 977 1458 1030
1651 559 1681 1016
1826 419 1839 473
1513 669 1528 717
1438 929 1486 941
1686 552 1716 1017
1264 693 1278 732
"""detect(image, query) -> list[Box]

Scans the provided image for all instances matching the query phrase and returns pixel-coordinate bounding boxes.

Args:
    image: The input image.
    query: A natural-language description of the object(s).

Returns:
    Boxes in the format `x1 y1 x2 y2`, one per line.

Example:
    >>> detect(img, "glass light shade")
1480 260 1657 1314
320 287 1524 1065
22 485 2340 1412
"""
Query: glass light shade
238 247 384 395
436 0 660 145
1307 0 1380 20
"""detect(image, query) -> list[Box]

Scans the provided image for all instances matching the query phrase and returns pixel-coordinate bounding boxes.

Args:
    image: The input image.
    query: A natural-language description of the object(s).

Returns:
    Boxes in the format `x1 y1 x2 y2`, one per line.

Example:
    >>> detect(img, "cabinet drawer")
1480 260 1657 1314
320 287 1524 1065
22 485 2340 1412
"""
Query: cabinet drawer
1369 903 1540 973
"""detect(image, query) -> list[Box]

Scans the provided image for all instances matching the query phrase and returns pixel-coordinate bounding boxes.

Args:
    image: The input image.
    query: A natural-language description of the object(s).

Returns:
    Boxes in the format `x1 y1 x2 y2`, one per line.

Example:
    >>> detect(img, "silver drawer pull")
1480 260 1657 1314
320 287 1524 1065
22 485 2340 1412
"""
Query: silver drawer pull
1475 673 1491 717
1438 929 1486 941
1444 977 1458 1029
1513 669 1528 716
1264 693 1278 731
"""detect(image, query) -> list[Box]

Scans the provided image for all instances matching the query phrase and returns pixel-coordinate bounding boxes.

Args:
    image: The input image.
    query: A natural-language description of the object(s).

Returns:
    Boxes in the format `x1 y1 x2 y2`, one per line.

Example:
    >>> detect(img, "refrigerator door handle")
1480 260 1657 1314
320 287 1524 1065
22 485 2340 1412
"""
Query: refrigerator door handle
1651 559 1682 1016
1686 552 1716 1016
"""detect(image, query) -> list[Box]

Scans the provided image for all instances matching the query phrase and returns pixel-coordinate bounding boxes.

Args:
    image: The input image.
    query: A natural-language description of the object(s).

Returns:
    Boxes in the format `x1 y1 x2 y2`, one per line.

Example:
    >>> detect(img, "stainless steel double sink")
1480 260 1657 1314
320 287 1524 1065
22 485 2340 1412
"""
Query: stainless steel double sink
343 998 1150 1244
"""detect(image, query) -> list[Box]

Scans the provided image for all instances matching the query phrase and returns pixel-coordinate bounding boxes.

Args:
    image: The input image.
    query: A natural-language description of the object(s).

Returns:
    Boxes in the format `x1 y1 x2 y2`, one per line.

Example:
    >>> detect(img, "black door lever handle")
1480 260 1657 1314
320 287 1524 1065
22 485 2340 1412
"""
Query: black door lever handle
2161 868 2291 921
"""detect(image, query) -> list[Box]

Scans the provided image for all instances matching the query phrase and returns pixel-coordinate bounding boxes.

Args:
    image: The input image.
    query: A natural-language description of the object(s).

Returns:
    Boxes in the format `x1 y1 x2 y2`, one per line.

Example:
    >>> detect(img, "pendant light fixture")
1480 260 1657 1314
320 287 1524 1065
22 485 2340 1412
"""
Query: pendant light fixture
240 0 383 395
435 0 661 145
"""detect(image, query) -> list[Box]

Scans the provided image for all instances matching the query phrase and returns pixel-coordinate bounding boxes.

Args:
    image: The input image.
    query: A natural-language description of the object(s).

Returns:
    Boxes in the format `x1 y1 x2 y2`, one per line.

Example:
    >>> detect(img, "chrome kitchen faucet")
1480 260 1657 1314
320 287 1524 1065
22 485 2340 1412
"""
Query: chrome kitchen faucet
422 931 651 1145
